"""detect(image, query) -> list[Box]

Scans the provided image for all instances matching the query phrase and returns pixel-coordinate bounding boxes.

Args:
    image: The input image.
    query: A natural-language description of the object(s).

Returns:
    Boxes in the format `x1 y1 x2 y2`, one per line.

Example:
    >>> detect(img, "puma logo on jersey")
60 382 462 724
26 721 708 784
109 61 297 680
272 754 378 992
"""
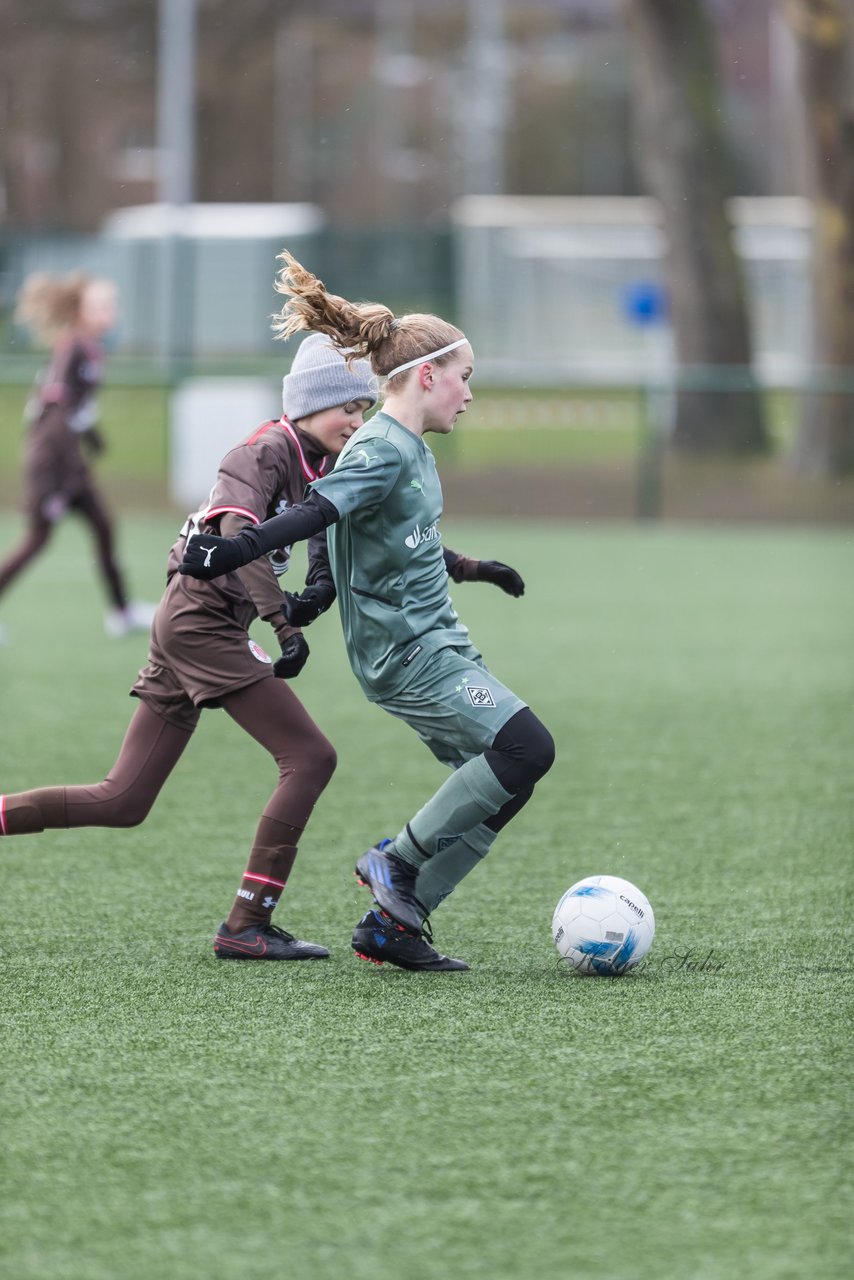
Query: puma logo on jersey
355 448 376 467
409 478 425 494
404 521 440 549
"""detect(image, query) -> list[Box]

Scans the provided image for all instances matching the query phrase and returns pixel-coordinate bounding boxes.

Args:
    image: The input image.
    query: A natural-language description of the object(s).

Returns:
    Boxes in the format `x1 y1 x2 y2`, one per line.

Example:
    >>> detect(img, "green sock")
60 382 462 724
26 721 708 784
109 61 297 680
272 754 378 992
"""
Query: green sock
414 823 499 914
393 754 512 868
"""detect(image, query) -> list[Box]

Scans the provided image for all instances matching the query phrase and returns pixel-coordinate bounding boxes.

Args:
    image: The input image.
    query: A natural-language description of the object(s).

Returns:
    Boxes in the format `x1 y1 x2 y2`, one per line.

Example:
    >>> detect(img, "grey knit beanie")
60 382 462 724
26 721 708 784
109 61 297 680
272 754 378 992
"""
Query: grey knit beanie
282 332 378 422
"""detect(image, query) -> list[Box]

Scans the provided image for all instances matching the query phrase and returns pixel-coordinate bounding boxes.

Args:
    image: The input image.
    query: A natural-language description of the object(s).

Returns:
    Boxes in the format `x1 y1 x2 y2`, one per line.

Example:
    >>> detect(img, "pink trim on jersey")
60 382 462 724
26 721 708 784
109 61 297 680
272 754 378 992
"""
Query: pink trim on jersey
0 795 6 835
202 505 260 525
243 871 287 889
247 419 277 446
279 418 327 482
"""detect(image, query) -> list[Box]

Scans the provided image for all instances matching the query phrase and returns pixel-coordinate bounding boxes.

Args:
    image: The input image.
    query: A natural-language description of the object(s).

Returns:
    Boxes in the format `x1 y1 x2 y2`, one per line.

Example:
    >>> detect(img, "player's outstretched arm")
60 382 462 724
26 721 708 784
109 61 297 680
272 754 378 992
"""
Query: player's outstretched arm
179 491 340 580
444 548 525 598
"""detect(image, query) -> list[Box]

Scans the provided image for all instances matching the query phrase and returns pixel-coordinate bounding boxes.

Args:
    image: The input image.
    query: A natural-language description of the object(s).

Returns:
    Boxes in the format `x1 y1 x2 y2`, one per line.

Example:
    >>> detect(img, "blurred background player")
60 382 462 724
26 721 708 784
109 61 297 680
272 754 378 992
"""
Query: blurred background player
178 250 555 972
0 270 154 642
0 331 379 960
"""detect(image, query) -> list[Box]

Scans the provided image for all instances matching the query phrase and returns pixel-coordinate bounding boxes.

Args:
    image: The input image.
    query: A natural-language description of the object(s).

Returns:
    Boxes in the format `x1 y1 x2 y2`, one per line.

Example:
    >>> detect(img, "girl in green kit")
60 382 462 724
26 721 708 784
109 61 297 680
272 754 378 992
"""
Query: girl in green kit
180 251 555 971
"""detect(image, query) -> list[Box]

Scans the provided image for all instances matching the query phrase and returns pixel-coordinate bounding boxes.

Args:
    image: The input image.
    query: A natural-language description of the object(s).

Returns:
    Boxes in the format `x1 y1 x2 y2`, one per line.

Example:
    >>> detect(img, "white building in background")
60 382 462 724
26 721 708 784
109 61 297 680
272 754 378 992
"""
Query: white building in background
451 195 813 386
6 204 325 360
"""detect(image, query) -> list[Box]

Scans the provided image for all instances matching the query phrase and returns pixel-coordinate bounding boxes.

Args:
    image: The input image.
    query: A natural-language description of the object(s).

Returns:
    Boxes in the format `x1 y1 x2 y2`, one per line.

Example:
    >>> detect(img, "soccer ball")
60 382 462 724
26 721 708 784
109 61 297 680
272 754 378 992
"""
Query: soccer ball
552 875 655 976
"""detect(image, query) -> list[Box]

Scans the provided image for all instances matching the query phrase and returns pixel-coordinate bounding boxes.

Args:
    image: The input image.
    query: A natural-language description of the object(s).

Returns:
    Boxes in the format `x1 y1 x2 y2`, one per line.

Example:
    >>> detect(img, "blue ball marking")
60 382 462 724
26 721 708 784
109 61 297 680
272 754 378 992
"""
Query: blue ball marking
555 883 607 915
610 928 640 974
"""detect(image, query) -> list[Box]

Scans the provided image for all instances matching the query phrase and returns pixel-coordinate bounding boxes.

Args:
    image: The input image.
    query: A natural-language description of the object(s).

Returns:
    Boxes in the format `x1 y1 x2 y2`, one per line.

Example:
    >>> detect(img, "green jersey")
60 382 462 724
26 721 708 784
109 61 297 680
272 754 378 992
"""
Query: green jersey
310 412 470 699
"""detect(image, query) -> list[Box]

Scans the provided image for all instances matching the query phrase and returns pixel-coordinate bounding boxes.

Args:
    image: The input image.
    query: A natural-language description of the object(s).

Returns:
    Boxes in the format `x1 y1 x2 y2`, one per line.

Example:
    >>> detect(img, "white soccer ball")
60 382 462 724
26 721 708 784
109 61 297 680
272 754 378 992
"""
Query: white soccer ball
552 875 655 976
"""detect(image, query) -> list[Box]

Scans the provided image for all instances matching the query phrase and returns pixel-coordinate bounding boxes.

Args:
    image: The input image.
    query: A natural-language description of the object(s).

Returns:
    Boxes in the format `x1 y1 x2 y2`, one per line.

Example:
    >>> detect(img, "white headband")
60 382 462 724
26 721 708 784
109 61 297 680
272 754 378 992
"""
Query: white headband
385 337 469 381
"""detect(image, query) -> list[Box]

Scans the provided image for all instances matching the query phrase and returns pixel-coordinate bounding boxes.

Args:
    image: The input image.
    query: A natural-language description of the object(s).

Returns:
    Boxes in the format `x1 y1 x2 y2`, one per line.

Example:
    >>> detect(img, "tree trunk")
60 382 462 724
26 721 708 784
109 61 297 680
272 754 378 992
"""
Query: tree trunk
786 0 854 476
622 0 769 454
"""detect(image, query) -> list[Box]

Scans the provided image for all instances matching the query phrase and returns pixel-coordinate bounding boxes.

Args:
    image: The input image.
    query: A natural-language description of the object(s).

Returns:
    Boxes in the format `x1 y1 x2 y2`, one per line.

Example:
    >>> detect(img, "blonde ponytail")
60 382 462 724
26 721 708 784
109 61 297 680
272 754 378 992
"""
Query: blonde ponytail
271 250 465 381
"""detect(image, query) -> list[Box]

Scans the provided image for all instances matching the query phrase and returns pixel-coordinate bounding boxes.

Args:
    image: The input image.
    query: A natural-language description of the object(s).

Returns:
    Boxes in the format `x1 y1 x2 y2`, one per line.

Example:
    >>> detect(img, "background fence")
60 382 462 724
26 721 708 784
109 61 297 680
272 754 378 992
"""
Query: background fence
1 373 851 525
0 199 850 525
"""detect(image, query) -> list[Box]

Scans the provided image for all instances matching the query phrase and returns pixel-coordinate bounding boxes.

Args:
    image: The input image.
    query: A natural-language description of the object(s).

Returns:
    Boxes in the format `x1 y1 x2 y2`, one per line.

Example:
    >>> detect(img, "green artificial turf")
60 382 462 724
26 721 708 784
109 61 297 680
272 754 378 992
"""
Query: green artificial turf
0 514 851 1280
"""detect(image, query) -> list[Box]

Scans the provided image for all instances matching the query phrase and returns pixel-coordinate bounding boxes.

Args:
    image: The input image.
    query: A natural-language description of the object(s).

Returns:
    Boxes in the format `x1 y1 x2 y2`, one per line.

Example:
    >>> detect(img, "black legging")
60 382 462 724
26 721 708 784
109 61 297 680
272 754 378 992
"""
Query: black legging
483 706 556 834
0 489 128 609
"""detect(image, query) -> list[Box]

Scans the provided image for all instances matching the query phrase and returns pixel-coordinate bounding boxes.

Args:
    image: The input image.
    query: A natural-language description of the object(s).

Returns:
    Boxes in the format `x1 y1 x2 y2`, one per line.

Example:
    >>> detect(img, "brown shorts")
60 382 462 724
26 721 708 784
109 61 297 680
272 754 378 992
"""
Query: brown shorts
131 574 276 733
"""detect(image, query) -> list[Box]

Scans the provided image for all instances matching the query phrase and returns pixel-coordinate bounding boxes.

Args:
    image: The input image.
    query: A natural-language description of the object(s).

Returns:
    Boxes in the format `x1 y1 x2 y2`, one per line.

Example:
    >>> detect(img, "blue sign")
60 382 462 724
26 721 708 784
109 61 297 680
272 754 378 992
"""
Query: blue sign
621 281 668 327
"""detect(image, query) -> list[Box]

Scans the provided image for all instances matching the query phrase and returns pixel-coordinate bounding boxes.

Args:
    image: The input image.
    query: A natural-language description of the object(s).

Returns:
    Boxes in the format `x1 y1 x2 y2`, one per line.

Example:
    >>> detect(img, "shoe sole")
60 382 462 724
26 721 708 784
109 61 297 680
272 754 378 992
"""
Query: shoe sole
215 951 329 960
351 942 469 972
214 941 329 961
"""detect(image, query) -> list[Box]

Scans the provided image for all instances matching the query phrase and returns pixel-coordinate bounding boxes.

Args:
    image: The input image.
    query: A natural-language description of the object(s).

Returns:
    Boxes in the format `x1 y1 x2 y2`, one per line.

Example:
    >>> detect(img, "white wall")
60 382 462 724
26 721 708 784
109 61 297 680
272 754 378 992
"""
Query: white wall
169 377 280 509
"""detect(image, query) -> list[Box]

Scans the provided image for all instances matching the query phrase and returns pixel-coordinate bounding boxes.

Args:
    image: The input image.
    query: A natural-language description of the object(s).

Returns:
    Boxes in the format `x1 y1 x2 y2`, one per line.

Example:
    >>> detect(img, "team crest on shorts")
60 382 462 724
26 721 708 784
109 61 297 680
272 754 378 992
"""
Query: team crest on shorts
465 685 496 708
248 639 273 664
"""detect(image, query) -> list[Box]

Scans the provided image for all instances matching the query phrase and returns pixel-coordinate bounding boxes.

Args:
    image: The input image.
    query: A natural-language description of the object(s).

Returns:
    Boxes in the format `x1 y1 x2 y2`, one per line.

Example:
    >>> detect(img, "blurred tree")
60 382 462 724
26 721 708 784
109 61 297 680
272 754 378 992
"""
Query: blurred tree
0 0 155 230
195 0 276 203
785 0 854 476
621 0 769 454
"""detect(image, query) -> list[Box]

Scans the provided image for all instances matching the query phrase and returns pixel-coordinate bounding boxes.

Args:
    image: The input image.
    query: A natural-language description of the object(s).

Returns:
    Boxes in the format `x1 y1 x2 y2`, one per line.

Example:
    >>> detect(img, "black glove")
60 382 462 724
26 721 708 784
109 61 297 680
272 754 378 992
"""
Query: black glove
179 530 255 579
476 560 525 597
282 582 337 627
80 426 106 457
273 632 309 678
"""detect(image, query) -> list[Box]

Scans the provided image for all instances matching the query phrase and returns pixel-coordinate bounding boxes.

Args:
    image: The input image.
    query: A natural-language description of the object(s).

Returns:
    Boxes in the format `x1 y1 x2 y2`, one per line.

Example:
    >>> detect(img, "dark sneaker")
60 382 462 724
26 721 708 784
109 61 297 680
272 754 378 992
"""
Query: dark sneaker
354 842 425 933
214 921 329 960
352 909 469 972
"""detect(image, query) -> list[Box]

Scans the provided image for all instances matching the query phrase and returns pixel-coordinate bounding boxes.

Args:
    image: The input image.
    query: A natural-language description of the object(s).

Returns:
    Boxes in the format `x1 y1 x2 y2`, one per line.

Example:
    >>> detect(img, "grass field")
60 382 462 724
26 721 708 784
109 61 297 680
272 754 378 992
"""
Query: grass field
0 513 851 1280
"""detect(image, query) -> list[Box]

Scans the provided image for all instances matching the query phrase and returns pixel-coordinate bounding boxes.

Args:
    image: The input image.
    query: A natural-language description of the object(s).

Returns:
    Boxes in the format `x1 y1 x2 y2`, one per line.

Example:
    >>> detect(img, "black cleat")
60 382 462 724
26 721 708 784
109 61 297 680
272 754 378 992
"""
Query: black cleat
354 841 425 933
351 909 469 972
214 921 329 961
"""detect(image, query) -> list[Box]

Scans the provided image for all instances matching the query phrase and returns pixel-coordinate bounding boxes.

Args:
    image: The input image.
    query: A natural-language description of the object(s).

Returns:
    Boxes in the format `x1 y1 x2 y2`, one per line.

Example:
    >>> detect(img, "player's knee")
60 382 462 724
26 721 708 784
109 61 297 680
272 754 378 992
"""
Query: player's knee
111 798 154 828
510 724 555 789
94 784 156 828
528 723 556 781
489 709 555 790
282 732 337 788
313 736 337 786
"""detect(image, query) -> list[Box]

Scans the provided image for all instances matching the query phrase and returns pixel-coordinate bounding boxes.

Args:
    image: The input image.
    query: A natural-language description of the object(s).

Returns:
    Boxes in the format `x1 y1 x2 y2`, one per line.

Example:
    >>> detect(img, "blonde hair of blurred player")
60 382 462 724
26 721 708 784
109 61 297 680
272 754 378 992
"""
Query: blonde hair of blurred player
15 271 118 346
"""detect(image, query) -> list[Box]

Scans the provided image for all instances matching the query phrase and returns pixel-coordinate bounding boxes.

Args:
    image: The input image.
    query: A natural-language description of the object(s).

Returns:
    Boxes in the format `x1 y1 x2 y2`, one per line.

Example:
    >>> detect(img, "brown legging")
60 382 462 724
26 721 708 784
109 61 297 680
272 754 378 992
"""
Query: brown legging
0 680 337 837
0 489 128 610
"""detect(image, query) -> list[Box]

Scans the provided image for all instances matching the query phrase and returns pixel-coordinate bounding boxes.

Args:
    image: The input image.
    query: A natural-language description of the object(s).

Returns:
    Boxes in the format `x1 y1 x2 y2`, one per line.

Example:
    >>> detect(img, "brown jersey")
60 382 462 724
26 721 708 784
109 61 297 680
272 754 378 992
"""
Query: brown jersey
22 335 104 514
132 418 332 730
166 417 331 630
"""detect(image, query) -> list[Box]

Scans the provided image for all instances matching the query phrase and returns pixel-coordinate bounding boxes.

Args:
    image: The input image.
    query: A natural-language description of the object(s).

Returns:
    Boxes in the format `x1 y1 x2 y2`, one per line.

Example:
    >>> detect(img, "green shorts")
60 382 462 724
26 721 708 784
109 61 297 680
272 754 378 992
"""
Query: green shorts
374 643 526 770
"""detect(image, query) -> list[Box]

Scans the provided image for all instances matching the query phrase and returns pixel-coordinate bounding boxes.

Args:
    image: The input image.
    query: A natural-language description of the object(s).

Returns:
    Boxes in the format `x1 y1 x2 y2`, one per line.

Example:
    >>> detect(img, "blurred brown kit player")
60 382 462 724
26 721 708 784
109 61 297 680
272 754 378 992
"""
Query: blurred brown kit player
0 272 152 639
